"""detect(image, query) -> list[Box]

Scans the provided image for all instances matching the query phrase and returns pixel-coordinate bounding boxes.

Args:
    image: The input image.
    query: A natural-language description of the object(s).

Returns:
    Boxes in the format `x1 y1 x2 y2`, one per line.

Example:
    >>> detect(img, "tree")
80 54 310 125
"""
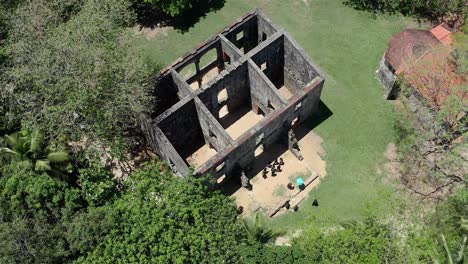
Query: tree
76 161 244 263
438 233 466 264
241 213 282 244
141 0 193 16
3 0 152 151
0 129 71 181
239 243 306 264
0 217 71 264
343 0 466 29
296 217 403 263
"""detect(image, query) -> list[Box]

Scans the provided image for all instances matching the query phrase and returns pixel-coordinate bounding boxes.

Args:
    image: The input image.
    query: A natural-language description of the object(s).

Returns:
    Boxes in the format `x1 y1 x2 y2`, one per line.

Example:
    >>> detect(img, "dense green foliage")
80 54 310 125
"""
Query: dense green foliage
296 217 403 263
240 243 306 264
77 161 243 263
3 0 151 149
430 188 468 255
0 0 466 263
344 0 466 22
1 129 71 180
142 0 193 16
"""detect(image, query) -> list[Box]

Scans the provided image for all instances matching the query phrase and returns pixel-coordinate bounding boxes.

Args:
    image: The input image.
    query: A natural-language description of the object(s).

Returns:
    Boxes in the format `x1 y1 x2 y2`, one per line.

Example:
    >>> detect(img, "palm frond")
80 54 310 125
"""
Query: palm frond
47 151 69 163
0 147 18 156
35 159 51 172
29 129 43 154
5 134 18 147
242 213 282 244
441 234 454 264
454 235 466 264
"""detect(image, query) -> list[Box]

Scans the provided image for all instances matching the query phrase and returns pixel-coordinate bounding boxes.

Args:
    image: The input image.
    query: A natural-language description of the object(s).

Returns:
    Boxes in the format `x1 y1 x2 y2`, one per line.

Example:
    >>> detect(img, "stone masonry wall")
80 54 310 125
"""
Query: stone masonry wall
140 10 326 184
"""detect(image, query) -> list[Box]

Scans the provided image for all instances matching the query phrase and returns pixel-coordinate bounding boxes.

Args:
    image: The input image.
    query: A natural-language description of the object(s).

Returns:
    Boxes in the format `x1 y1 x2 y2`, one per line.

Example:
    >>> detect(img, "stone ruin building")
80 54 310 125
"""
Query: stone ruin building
140 10 325 187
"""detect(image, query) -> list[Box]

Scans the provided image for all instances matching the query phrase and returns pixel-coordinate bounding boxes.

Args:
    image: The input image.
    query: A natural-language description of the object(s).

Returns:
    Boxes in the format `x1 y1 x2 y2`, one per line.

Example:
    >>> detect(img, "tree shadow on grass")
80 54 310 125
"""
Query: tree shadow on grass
342 0 399 17
133 0 226 34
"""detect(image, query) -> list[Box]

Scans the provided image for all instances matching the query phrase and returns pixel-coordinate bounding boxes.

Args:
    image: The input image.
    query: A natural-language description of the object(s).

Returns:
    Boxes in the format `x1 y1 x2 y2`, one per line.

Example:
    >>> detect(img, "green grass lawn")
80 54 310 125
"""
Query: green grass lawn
135 0 425 230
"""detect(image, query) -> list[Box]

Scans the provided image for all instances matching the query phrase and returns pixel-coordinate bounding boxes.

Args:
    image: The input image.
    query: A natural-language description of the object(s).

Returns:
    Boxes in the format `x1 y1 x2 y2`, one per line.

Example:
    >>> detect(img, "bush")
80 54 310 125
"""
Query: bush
240 243 306 264
343 0 466 27
77 161 244 263
141 0 193 16
77 161 118 207
296 217 403 263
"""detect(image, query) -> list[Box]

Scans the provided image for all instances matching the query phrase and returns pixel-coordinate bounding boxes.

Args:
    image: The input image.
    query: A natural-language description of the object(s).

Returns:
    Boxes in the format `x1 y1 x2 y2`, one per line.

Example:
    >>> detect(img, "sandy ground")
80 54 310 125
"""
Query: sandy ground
383 143 402 185
224 110 265 140
186 144 217 168
275 229 302 246
189 67 220 90
133 25 171 40
228 125 326 216
278 85 294 100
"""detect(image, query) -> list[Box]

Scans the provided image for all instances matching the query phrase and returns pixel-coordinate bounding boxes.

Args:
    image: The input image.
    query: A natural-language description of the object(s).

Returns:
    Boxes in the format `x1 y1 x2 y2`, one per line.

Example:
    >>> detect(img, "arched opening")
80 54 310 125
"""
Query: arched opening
216 161 225 172
254 144 264 157
291 117 299 127
219 105 229 119
217 174 226 184
217 88 228 103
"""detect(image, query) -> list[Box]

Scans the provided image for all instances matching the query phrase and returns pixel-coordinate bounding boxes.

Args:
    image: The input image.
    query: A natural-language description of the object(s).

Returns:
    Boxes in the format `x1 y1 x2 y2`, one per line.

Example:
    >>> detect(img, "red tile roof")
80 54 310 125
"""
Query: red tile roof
430 23 453 45
385 29 440 74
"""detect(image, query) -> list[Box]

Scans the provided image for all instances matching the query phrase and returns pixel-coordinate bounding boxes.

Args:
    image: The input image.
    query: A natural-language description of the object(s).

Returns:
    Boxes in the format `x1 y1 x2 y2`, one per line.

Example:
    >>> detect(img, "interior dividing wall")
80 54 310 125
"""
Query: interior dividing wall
194 98 234 151
220 36 242 63
198 62 252 120
251 36 285 89
247 60 287 115
157 100 205 160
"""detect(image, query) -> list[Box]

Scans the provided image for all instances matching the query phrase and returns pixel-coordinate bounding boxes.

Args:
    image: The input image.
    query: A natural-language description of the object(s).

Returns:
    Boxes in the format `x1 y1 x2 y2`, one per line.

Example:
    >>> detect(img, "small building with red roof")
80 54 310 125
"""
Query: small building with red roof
377 23 456 99
377 23 467 137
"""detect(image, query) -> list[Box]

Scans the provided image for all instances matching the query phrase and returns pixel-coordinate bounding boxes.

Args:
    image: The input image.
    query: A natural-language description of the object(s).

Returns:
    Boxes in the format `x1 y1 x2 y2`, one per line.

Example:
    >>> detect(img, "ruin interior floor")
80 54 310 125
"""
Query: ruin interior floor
186 144 218 168
221 107 265 140
189 67 221 90
278 85 294 100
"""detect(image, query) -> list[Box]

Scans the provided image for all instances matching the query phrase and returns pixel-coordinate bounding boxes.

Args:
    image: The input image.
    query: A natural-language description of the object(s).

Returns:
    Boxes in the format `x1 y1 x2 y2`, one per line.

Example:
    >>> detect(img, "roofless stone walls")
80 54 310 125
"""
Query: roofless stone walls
140 10 325 186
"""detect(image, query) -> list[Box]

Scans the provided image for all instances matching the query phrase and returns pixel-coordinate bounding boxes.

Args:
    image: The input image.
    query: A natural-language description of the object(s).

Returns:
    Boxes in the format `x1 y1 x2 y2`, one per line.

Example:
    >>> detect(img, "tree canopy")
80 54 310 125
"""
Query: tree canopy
3 0 152 149
142 0 193 16
77 161 244 263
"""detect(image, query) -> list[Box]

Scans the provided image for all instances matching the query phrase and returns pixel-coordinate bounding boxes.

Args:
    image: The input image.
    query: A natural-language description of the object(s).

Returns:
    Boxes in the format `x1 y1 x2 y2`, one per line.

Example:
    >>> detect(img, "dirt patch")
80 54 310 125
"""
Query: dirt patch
133 24 171 40
385 142 398 161
229 125 326 216
68 137 155 179
275 229 303 246
383 143 403 185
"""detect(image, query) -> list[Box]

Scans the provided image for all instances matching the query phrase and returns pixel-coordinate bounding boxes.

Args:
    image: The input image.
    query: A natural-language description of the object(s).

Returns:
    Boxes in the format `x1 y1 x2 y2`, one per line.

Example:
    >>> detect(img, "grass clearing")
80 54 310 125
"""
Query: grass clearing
135 0 427 230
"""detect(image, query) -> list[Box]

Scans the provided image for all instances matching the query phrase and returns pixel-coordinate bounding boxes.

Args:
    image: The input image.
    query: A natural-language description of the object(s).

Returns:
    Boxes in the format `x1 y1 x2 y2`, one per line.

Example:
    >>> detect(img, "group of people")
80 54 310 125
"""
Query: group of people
262 157 284 178
240 157 286 190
